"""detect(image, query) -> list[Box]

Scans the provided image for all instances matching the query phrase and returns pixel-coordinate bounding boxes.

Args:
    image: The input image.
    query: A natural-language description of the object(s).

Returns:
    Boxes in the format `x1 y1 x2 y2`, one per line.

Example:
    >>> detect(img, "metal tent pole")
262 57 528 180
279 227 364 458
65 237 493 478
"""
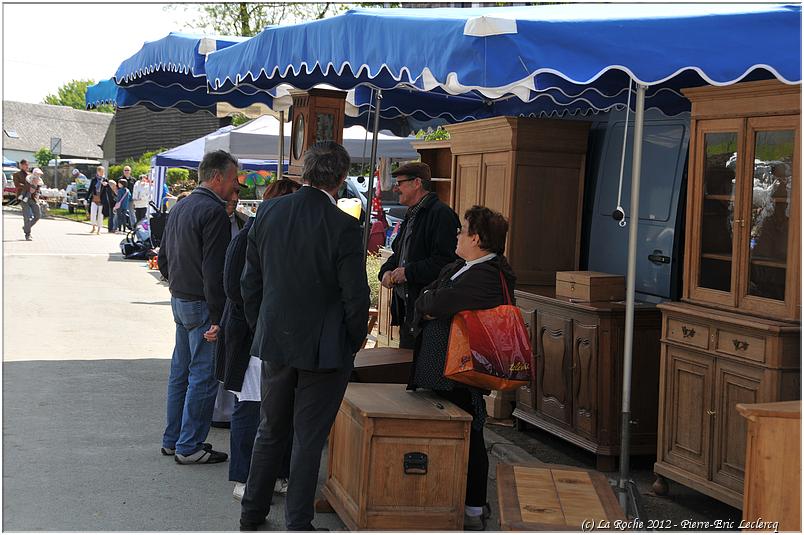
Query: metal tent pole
277 110 285 180
362 89 382 264
618 83 646 512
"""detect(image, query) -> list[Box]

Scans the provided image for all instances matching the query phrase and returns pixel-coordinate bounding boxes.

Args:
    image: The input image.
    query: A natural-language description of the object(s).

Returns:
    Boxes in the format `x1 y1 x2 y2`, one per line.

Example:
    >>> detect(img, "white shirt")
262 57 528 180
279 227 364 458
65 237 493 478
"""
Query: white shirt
229 356 262 402
450 252 497 281
302 184 336 205
132 180 150 208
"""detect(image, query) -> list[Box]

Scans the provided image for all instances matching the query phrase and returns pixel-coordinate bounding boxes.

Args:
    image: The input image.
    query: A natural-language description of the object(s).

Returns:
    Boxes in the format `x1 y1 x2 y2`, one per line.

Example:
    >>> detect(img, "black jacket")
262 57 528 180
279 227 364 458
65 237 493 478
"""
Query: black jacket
215 217 254 390
378 194 459 336
158 187 230 324
242 186 370 370
86 176 116 217
408 255 517 390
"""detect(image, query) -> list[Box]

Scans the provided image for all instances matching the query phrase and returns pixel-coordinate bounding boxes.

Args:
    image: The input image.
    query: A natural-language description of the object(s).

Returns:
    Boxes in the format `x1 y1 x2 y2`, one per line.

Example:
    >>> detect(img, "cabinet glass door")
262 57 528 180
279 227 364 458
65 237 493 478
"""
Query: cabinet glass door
689 120 742 306
738 116 800 318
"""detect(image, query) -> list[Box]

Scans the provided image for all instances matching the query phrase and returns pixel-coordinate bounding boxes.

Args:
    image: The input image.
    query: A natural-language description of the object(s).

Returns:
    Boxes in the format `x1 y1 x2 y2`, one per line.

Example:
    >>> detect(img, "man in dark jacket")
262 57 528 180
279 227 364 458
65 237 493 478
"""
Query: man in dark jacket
158 150 240 465
239 141 369 531
378 161 460 348
12 159 40 240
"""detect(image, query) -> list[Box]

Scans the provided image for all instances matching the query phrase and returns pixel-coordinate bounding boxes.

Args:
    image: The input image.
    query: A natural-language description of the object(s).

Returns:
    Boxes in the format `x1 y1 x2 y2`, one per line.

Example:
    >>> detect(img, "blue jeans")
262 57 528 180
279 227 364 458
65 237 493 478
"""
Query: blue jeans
230 399 260 482
162 297 219 456
21 198 40 236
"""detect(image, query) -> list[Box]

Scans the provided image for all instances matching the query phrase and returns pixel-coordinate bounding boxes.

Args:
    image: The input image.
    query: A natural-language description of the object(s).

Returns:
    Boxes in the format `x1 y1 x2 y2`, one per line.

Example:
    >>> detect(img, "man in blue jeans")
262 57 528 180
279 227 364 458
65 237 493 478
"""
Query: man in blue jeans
158 150 241 464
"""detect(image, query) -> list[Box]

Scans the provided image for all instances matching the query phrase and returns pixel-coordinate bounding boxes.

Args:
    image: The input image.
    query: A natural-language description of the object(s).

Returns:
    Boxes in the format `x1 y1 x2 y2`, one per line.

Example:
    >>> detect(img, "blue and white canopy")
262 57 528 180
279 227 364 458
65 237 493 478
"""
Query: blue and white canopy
87 32 282 112
206 4 801 116
3 156 17 167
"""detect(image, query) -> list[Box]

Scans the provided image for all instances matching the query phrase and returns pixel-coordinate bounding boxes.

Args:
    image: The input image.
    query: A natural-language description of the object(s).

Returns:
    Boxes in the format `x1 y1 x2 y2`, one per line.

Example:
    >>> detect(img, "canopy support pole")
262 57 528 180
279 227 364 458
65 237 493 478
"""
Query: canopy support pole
362 89 383 264
277 110 285 181
618 83 646 512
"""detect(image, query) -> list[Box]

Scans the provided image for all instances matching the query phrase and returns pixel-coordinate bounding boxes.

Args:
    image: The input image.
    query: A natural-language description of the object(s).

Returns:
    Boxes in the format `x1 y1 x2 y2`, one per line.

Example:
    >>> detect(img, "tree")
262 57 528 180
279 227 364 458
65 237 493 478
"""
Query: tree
168 3 352 37
34 148 55 170
43 79 114 114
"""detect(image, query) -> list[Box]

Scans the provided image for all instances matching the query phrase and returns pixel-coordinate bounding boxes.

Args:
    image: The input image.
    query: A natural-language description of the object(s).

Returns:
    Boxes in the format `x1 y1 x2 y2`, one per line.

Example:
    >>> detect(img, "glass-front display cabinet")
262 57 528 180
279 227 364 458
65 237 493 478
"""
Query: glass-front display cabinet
683 80 800 322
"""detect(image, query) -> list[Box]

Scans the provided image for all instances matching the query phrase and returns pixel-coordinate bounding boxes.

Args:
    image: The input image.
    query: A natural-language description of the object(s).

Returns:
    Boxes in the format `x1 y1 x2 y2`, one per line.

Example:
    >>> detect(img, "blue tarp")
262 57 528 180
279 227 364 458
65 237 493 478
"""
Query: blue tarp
3 156 17 167
153 125 287 171
206 4 801 116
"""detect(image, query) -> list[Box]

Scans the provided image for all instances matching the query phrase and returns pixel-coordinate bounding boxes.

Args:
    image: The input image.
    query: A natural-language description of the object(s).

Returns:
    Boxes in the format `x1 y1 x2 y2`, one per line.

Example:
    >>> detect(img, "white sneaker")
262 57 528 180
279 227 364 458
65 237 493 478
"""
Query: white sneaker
274 478 288 495
233 482 246 501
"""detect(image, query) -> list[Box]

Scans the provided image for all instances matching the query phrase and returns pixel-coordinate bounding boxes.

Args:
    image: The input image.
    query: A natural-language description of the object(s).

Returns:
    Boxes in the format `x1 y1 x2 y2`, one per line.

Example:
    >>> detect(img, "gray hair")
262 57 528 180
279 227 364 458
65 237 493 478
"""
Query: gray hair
302 141 350 191
199 150 238 184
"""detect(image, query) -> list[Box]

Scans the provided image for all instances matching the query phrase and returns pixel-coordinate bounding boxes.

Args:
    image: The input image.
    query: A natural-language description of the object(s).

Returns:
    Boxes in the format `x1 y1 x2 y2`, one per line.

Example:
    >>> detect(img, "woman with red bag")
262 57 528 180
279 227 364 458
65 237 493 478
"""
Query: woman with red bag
407 205 515 531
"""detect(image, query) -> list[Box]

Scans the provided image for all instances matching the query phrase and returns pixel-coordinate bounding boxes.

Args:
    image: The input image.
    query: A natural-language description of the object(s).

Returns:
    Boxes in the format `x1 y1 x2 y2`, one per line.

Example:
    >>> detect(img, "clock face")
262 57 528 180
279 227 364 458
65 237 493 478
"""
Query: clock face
293 113 305 161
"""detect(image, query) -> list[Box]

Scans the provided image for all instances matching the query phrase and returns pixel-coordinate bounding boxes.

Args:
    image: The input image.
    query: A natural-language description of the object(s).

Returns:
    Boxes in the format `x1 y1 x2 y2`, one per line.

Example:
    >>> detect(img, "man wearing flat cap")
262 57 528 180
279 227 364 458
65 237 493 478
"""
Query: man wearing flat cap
379 161 460 348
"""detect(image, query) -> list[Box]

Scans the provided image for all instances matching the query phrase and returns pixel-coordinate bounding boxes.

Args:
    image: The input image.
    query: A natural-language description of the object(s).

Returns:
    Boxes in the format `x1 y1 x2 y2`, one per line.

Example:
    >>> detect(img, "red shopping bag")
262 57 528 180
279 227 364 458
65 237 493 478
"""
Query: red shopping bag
444 271 532 391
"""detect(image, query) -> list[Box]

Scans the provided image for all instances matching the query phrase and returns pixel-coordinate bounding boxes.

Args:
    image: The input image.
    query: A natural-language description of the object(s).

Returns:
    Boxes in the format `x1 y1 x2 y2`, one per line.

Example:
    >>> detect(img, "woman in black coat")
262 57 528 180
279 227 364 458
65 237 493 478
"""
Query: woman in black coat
408 205 516 531
214 179 300 501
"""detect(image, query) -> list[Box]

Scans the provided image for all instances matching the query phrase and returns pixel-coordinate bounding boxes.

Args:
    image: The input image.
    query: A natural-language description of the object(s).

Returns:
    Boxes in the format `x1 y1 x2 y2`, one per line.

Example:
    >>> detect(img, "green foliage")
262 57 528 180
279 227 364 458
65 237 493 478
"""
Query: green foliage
108 149 165 181
43 79 114 114
34 148 55 170
166 168 190 185
169 3 348 36
230 113 251 126
365 252 383 308
414 126 450 141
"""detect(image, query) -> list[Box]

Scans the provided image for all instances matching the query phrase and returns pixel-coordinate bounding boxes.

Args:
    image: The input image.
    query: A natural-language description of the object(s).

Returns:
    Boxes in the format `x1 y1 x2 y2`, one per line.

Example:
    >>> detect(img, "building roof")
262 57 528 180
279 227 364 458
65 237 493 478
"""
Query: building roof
2 101 113 159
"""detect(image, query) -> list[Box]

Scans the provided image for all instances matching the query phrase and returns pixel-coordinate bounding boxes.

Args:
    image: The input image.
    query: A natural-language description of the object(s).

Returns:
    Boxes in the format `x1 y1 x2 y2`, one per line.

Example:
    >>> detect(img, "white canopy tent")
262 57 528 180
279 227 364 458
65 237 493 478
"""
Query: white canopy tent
204 115 419 162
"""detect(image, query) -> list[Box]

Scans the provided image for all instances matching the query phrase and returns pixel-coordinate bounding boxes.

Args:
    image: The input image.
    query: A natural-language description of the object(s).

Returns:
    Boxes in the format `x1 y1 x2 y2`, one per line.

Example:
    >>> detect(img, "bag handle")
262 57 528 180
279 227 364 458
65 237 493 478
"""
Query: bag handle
499 269 512 305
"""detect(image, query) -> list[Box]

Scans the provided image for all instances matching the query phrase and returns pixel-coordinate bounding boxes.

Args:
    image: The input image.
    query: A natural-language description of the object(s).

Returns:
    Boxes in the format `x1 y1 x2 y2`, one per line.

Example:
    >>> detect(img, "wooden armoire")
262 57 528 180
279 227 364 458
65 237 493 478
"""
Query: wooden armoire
445 117 590 285
653 80 801 508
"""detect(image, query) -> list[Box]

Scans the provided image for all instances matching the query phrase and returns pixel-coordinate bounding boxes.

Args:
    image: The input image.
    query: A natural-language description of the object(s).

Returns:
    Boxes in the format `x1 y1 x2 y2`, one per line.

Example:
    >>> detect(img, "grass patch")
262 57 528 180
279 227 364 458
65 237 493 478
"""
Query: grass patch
48 208 109 227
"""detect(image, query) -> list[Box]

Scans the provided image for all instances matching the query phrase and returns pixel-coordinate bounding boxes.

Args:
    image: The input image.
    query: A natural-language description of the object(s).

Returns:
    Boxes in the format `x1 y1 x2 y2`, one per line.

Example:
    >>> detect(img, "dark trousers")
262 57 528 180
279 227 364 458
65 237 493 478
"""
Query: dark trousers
438 388 488 507
241 361 351 530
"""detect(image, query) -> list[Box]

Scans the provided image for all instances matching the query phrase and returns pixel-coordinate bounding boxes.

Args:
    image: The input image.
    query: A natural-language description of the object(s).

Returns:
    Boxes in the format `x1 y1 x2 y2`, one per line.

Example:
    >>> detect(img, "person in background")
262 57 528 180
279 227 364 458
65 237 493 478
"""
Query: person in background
107 179 118 234
13 159 40 240
239 142 369 531
215 179 300 502
20 167 44 241
115 178 132 232
408 205 515 531
86 166 110 235
157 150 240 465
211 188 246 430
118 166 133 192
132 174 151 222
378 161 460 348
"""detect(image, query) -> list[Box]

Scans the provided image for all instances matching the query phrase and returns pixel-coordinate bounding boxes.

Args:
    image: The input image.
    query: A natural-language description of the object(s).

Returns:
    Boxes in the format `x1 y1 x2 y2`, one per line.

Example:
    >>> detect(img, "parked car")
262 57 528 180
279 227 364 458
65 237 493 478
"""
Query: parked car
3 166 20 204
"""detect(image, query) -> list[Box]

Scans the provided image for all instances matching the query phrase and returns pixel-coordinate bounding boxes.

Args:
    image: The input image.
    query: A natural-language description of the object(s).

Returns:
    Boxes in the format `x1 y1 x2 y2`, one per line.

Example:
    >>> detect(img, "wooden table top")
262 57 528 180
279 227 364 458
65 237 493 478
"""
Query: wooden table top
342 383 471 422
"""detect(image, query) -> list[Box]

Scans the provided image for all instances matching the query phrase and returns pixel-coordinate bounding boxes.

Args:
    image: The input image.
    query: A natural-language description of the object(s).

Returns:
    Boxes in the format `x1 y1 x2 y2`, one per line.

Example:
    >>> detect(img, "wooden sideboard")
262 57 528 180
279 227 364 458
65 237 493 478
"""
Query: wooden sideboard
653 302 800 508
512 287 661 470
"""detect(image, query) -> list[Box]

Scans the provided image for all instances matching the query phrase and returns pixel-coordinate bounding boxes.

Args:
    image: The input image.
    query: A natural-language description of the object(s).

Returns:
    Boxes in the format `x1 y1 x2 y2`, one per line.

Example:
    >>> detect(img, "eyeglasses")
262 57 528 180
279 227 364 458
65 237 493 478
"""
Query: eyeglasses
393 176 418 187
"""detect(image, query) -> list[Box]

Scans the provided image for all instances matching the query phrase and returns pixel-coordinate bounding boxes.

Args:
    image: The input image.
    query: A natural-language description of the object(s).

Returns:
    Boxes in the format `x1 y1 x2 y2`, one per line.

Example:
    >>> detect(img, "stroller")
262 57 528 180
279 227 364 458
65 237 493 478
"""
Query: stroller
148 201 169 248
120 217 154 260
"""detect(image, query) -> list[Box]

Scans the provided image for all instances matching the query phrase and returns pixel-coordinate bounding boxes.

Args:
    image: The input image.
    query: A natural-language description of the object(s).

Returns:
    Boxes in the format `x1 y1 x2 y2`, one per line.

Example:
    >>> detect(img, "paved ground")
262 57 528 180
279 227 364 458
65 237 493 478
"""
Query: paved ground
2 207 743 531
2 208 528 531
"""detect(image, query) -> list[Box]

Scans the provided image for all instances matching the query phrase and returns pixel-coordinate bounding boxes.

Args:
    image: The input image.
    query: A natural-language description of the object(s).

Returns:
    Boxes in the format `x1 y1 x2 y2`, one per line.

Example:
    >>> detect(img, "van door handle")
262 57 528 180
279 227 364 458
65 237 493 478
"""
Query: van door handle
648 250 671 265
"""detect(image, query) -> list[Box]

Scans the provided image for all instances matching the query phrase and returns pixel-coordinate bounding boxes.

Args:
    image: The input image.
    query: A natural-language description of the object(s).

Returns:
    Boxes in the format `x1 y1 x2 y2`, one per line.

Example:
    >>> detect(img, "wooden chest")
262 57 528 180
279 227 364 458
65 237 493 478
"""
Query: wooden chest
737 401 801 532
555 271 625 302
322 383 471 531
496 463 625 531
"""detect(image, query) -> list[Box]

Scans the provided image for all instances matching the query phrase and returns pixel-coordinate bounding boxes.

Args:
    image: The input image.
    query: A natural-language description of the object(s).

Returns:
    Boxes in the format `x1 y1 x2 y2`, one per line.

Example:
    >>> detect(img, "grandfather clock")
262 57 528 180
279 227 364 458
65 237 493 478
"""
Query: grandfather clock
287 88 347 179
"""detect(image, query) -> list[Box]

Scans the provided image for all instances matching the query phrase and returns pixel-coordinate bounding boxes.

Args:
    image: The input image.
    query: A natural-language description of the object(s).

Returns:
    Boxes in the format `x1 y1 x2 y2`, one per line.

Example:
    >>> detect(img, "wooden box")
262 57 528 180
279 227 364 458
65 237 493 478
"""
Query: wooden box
496 463 625 531
555 271 625 302
737 401 801 532
322 383 471 531
485 389 516 420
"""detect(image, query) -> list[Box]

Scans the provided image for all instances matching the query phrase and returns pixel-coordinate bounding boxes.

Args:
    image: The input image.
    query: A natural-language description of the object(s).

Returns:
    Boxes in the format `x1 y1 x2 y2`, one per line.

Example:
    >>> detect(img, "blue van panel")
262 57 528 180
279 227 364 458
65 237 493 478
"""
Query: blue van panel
586 109 690 301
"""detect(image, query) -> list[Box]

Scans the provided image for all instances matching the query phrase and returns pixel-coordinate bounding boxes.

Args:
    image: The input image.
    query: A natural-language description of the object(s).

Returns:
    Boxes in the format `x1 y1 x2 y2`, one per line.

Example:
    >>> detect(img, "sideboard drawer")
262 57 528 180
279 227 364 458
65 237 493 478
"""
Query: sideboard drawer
666 318 710 350
715 329 766 364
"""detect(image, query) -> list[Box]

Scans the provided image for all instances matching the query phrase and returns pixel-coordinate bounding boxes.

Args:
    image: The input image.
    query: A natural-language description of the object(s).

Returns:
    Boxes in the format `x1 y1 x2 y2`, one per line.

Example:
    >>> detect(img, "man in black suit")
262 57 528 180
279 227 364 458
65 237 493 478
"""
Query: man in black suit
240 141 370 531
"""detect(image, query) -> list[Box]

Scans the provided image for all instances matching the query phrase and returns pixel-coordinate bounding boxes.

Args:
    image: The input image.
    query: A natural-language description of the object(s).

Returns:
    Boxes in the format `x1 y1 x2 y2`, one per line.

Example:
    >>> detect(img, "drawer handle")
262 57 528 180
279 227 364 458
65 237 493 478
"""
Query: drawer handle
681 326 696 338
732 339 750 351
403 452 428 475
706 410 716 416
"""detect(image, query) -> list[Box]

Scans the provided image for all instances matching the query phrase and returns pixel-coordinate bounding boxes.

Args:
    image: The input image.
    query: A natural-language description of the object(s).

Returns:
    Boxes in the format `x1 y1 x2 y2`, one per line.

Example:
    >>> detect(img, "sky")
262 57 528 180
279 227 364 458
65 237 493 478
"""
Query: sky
3 3 197 104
